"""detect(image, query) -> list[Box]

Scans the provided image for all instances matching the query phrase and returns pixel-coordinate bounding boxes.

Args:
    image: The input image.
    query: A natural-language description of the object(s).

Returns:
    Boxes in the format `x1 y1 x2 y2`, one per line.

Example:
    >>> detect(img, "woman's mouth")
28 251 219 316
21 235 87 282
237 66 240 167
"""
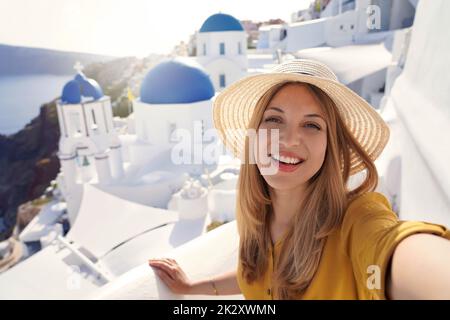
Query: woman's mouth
269 153 305 173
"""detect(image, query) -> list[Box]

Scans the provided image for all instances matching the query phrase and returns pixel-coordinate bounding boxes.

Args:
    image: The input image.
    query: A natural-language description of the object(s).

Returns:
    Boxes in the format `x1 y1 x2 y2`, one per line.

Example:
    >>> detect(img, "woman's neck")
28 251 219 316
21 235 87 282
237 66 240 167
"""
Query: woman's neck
269 185 305 228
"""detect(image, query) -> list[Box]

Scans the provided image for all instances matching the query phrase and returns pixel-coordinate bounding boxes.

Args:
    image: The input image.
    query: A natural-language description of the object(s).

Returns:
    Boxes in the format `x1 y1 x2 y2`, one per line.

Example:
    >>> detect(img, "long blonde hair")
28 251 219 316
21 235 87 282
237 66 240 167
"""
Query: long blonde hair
236 81 379 299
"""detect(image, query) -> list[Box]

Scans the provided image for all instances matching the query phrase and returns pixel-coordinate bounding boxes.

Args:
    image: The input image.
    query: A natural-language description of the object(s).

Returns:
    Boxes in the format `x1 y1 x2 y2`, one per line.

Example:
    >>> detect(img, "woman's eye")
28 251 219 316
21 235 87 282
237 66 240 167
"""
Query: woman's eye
305 123 321 130
264 117 281 123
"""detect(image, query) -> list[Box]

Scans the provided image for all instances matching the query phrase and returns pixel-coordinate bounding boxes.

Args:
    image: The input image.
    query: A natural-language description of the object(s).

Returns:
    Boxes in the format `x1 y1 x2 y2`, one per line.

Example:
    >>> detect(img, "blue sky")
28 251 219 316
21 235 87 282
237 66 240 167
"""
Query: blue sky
0 0 311 57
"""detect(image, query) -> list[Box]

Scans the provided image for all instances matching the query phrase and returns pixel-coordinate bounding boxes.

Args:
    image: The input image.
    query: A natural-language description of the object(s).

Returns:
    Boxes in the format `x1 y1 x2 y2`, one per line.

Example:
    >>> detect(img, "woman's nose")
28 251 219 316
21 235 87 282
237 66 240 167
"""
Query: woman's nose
280 125 301 148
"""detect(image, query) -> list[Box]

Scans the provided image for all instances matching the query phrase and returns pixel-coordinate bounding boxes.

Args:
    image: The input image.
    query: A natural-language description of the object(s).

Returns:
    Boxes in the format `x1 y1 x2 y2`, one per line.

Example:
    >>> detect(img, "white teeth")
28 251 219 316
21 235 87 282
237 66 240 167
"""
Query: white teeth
271 154 303 165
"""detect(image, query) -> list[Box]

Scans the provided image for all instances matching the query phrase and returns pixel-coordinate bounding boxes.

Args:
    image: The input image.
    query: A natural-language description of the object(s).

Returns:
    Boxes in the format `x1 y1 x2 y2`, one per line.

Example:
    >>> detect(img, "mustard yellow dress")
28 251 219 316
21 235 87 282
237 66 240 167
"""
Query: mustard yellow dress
237 192 450 299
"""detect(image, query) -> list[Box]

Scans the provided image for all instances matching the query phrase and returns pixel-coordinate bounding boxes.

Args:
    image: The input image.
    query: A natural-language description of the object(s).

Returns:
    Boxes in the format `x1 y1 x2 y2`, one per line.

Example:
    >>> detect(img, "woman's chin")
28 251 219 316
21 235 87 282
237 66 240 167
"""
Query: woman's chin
262 176 308 191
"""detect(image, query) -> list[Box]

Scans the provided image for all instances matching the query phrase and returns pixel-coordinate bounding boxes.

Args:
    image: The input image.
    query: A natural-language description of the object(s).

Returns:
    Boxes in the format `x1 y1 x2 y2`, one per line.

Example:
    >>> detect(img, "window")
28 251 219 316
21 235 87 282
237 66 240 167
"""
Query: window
219 42 225 55
203 43 206 55
91 109 98 131
81 155 90 167
219 74 226 88
201 120 204 138
69 112 82 134
342 0 356 12
76 152 89 167
238 42 242 55
91 109 97 124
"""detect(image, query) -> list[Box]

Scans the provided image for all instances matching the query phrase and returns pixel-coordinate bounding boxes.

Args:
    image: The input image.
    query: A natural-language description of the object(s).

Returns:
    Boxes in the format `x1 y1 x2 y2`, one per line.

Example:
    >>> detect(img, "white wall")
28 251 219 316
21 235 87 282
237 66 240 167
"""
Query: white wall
98 176 185 209
383 0 450 225
256 25 287 53
57 97 113 139
325 1 374 47
133 99 213 146
203 58 244 90
321 0 341 18
196 31 247 59
285 0 415 53
325 10 358 46
196 31 248 90
286 18 327 52
92 221 242 300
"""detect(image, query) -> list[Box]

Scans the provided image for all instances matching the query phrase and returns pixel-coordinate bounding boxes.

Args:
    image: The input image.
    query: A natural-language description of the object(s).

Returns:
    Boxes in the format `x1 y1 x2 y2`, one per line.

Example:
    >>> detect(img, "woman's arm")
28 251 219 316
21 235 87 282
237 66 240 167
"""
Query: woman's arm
149 258 241 295
386 233 450 299
188 269 241 295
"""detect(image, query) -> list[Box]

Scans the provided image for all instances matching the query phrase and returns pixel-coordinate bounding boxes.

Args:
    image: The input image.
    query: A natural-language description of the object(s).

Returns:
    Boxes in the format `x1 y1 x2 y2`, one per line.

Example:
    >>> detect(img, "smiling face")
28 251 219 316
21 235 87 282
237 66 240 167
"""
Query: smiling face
255 83 328 192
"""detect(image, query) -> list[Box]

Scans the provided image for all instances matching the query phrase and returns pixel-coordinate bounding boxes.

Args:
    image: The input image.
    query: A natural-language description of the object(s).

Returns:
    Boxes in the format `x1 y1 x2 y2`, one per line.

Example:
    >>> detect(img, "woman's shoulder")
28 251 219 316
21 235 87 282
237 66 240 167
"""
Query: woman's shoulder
338 191 398 259
342 191 396 232
346 191 393 216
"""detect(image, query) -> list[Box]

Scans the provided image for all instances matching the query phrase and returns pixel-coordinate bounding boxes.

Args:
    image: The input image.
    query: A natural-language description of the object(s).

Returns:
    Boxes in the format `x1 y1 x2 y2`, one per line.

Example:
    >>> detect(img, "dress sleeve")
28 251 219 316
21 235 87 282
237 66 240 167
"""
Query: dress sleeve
340 192 450 299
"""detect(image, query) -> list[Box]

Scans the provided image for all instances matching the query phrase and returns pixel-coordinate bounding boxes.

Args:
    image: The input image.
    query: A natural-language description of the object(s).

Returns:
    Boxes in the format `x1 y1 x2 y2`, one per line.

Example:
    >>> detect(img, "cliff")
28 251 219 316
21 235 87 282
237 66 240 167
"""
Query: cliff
0 101 60 240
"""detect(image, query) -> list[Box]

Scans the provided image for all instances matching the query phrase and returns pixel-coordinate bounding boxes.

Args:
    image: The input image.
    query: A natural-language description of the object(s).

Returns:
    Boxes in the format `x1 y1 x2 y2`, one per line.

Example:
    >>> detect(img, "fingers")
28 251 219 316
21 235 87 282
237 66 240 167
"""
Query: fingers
149 257 177 264
158 258 178 267
150 265 175 281
149 258 179 271
149 259 181 281
148 258 190 294
155 268 174 287
149 260 177 275
150 261 174 278
149 258 178 266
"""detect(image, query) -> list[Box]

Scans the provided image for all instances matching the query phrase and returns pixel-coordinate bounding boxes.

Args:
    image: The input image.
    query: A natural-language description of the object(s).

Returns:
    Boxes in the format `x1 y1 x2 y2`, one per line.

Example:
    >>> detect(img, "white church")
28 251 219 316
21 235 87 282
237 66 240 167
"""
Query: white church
56 64 124 187
196 13 248 90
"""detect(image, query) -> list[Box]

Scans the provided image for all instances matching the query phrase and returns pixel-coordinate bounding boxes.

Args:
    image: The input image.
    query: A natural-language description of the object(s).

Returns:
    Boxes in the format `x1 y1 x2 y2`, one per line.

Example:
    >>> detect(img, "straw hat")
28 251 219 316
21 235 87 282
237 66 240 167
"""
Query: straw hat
213 59 390 176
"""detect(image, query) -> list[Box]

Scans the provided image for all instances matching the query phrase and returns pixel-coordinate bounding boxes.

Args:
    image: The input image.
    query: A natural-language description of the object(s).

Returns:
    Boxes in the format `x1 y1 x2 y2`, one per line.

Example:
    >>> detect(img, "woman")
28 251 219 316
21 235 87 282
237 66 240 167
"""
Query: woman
149 59 450 299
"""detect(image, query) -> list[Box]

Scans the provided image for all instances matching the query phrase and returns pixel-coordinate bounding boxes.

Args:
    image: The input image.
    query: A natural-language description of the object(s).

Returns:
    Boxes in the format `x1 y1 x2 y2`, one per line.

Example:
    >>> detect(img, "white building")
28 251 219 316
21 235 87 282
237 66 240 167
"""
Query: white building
256 24 288 54
291 0 416 51
270 0 417 109
130 57 218 173
56 68 125 223
196 13 248 90
251 0 416 106
377 0 450 226
258 0 416 54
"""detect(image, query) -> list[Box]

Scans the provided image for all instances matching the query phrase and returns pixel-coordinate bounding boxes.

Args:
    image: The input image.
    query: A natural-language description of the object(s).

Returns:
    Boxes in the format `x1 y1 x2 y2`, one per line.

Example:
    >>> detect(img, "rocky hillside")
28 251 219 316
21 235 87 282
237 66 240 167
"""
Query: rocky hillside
0 101 60 240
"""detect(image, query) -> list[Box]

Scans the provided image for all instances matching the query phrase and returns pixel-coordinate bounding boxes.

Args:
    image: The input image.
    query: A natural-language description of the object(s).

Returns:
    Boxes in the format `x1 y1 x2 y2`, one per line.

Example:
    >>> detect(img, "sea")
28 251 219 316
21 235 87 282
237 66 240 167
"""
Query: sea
0 74 72 135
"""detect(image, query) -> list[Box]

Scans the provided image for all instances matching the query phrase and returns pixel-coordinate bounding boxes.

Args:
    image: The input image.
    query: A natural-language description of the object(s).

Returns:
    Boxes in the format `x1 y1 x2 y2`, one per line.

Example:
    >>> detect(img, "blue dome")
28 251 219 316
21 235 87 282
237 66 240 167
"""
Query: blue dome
140 59 215 104
61 73 103 104
199 13 244 33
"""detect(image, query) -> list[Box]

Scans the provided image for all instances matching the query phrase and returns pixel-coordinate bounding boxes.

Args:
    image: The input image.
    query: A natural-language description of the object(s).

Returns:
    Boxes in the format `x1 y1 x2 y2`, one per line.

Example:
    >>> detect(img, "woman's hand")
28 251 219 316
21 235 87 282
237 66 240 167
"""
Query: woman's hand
148 258 194 295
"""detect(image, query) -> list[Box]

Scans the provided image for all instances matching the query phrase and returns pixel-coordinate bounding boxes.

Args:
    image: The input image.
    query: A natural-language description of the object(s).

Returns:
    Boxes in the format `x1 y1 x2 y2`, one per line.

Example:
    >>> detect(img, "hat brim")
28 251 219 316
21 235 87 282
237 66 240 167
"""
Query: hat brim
213 73 390 176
